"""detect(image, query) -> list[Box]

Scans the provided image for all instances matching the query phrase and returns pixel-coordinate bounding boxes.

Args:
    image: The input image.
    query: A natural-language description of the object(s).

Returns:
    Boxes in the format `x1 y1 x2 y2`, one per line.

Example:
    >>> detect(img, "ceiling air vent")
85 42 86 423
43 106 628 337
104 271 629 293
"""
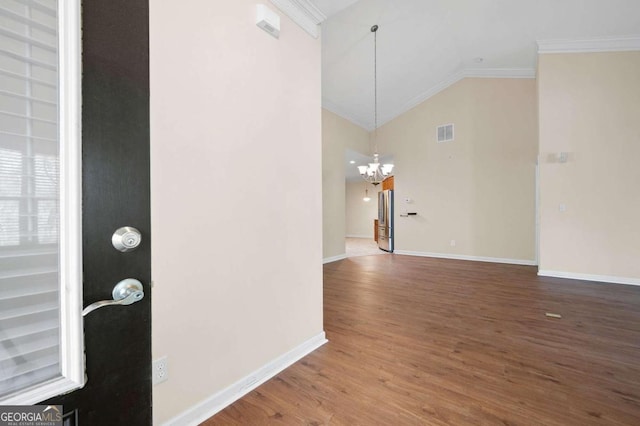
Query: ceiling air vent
437 123 454 143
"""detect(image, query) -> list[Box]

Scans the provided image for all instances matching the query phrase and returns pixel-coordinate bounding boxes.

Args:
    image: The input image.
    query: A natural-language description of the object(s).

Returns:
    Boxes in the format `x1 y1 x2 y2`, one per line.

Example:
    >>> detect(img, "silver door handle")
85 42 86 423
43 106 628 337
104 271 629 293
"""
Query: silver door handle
82 278 144 316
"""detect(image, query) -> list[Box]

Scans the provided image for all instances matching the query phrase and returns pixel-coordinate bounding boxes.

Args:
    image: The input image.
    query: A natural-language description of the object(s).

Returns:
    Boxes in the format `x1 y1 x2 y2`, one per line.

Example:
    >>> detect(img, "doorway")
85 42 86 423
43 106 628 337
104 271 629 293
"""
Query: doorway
345 237 386 257
345 181 387 258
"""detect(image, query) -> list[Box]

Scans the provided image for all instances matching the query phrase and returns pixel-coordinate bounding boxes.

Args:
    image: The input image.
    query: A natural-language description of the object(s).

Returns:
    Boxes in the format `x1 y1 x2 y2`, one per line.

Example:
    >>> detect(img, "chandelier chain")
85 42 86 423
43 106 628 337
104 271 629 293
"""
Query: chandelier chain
356 24 393 186
373 25 378 153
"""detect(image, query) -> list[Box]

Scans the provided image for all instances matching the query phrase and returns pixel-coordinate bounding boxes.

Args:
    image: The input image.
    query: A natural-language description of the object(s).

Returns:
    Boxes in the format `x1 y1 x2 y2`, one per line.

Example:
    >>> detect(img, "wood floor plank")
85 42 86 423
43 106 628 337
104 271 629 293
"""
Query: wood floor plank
203 255 640 425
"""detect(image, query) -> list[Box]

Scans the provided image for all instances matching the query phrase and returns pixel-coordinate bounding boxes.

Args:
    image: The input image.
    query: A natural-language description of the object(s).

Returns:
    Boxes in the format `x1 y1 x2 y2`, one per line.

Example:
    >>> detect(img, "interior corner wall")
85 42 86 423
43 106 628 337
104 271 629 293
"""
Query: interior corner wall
346 181 378 238
375 78 538 262
150 1 323 423
537 51 640 282
322 109 369 260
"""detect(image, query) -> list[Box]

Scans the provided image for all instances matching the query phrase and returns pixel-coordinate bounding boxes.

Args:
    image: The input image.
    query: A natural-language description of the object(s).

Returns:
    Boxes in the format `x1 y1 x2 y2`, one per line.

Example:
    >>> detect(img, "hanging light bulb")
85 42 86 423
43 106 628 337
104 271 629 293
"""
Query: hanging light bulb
363 187 371 202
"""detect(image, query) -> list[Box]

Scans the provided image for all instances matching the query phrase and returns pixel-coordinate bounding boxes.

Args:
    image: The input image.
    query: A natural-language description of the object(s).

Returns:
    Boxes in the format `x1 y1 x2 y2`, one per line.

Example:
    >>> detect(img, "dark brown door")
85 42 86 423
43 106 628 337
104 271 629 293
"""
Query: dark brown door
43 0 151 424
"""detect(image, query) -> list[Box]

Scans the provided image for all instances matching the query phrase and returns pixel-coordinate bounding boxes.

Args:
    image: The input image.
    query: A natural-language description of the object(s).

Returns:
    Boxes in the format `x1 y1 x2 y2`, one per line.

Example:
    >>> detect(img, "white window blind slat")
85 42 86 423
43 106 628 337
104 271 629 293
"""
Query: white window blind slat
0 272 57 299
0 50 56 71
0 310 59 345
0 89 56 105
0 130 56 142
0 325 58 347
0 68 56 88
0 267 57 280
0 364 59 398
0 351 59 385
0 329 58 362
0 4 56 38
11 0 57 18
0 7 56 35
0 297 58 321
0 110 57 125
0 248 57 259
0 28 56 52
0 0 62 399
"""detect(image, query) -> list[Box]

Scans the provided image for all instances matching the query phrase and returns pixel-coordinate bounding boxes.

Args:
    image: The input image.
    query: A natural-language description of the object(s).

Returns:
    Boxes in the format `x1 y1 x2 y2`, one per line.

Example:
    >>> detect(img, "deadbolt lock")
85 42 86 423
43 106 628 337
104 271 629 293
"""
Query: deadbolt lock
112 226 142 252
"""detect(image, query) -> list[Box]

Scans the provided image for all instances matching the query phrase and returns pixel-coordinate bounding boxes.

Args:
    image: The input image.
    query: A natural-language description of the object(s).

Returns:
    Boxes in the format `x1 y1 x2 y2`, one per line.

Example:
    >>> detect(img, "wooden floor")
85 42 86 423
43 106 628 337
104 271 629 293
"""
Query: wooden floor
204 255 640 425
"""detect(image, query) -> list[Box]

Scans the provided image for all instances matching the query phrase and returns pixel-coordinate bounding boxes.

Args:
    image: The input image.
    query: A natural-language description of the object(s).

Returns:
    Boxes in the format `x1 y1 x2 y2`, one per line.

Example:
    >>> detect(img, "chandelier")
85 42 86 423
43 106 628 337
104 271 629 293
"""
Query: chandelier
357 24 394 186
357 153 393 186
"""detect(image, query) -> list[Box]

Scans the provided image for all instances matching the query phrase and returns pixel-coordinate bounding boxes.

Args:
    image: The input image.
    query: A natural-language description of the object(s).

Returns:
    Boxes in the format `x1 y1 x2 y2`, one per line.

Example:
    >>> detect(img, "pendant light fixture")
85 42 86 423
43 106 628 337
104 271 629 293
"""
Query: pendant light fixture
363 183 371 202
357 24 394 186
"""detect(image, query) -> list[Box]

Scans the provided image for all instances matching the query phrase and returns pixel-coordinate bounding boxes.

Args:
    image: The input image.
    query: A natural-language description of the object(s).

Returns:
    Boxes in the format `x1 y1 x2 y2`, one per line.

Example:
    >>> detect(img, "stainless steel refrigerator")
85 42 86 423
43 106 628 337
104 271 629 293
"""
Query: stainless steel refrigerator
378 189 393 252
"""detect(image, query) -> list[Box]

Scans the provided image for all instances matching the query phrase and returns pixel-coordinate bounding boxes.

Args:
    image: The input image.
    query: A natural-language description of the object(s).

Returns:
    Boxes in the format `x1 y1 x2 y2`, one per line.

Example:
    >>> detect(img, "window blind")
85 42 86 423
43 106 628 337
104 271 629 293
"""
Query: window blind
0 0 61 399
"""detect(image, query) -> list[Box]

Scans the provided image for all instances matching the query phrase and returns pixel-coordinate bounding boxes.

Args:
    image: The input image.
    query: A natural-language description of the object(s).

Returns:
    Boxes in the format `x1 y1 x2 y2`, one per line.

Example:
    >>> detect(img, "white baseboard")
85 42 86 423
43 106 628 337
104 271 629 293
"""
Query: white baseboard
163 332 328 426
323 253 347 264
394 250 537 266
538 270 640 287
346 234 372 239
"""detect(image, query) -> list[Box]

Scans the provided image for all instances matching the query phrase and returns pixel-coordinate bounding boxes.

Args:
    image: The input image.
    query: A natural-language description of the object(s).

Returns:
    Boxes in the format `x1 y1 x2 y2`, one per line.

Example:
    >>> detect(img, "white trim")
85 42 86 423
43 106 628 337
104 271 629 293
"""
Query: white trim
1 0 85 405
392 68 535 128
327 68 536 130
346 234 372 239
162 332 328 426
394 69 465 130
464 68 536 79
322 98 371 131
394 250 537 266
537 36 640 54
58 0 85 392
535 162 540 265
269 0 326 39
537 270 640 287
323 253 347 264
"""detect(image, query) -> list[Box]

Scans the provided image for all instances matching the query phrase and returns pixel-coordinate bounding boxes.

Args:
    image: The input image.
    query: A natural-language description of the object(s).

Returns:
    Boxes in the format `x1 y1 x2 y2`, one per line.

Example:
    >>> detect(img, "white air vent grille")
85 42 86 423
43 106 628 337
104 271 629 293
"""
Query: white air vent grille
437 123 454 143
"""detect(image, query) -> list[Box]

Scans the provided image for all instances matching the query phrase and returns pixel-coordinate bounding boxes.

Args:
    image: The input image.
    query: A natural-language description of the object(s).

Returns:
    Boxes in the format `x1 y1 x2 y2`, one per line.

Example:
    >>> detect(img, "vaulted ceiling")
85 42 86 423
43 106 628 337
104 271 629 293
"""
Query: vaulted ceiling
312 0 640 130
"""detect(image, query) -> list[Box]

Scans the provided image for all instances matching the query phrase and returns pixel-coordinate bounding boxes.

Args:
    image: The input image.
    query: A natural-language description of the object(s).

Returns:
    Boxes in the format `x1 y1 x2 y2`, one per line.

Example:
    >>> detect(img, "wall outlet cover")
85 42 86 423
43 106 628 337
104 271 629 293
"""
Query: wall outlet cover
153 356 168 385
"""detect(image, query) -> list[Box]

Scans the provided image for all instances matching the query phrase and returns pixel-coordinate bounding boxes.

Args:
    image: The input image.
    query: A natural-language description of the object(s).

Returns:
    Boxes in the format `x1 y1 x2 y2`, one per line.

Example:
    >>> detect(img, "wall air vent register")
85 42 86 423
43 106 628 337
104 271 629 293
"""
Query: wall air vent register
437 123 454 143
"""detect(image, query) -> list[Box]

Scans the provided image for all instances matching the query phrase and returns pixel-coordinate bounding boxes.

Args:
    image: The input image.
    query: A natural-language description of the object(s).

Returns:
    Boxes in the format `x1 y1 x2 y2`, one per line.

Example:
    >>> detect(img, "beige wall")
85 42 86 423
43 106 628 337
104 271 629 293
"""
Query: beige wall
346 181 378 238
322 109 369 259
538 52 640 281
376 78 538 262
150 1 323 423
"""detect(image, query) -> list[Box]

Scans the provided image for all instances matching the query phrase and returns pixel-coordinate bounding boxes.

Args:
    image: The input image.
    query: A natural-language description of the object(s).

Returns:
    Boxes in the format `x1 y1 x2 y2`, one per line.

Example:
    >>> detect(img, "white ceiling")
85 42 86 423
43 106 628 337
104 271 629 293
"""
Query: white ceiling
313 0 640 130
311 0 360 18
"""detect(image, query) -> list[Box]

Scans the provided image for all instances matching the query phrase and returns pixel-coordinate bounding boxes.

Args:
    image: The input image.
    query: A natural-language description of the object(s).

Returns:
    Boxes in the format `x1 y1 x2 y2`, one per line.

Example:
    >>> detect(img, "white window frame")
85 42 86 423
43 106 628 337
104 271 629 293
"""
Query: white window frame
0 0 84 405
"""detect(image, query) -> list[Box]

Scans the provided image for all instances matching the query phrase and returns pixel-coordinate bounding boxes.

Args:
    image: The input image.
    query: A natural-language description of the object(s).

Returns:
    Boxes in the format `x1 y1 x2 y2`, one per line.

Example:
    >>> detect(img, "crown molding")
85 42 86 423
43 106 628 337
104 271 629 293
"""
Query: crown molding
324 67 536 131
378 67 535 127
393 68 466 127
464 68 536 79
322 98 373 131
269 0 326 39
537 36 640 53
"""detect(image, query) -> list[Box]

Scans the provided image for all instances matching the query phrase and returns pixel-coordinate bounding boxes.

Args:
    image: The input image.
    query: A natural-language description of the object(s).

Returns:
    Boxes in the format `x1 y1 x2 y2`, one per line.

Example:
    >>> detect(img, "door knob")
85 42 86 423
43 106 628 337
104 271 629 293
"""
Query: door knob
82 278 144 316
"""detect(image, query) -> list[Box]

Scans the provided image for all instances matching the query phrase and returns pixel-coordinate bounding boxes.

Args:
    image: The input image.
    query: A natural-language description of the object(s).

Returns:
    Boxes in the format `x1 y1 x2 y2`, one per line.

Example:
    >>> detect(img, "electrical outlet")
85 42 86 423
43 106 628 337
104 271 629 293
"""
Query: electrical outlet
450 240 456 247
153 356 168 385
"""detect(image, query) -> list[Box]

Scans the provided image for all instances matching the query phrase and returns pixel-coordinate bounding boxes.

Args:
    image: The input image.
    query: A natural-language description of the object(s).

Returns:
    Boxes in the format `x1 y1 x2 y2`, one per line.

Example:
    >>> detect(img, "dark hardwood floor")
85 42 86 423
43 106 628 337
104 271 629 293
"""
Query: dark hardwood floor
204 255 640 425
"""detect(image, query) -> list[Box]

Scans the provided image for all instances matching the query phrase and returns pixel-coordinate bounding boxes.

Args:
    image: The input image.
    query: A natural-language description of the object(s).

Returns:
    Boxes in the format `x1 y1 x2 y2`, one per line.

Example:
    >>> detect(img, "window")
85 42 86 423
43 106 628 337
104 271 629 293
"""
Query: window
1 0 83 404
